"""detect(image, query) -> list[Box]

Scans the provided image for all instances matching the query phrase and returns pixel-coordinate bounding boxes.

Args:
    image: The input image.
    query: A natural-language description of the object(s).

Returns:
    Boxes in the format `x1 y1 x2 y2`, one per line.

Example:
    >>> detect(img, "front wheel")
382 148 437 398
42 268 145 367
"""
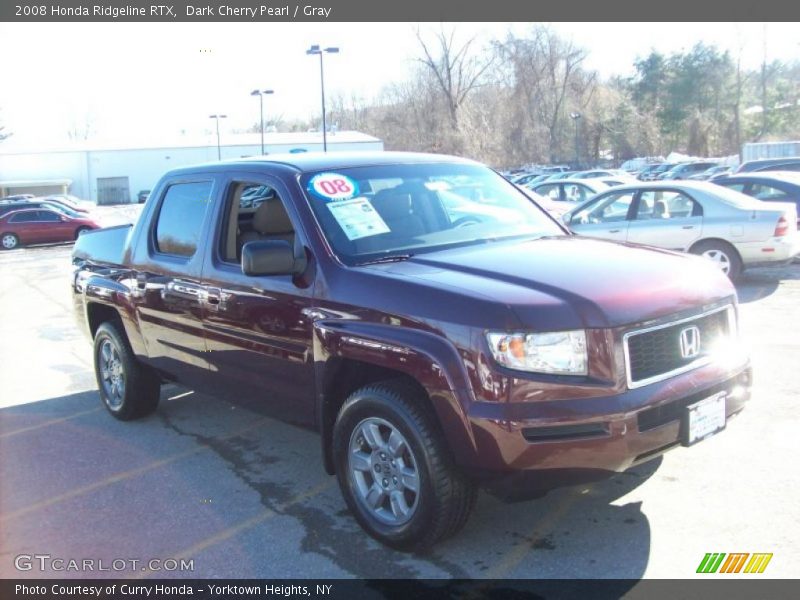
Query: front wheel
93 321 160 420
75 226 91 239
691 240 742 281
1 233 19 250
333 380 477 551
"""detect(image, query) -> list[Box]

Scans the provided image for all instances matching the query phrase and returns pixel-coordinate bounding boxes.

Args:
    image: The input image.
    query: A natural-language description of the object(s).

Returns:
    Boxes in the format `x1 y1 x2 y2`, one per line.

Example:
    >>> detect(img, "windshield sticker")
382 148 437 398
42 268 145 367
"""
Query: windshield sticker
327 198 391 241
308 173 359 201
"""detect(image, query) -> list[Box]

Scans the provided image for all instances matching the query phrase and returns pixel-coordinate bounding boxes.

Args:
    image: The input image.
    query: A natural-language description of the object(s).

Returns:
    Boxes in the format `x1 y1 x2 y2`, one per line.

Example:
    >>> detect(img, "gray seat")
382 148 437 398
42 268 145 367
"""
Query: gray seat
238 197 295 256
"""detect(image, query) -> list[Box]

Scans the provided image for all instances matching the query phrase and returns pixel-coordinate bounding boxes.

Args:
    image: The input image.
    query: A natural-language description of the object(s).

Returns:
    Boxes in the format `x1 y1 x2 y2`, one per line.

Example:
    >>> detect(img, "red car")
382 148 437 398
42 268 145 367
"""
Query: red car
0 208 100 250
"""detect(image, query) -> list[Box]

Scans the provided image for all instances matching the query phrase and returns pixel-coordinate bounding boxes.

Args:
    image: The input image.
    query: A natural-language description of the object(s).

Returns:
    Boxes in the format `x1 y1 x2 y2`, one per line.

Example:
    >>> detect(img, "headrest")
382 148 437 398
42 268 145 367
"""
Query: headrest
253 197 294 234
371 191 413 220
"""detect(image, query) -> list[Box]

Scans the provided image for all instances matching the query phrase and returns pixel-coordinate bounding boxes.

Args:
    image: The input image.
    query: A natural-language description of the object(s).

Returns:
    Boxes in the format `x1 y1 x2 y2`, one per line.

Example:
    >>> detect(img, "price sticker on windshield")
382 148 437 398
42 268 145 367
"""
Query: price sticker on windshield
308 173 359 201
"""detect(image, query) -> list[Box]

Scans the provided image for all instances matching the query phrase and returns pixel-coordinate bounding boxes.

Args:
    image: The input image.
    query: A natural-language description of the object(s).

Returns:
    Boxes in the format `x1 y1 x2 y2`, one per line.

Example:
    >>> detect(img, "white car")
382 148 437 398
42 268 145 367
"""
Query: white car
527 178 609 204
563 181 799 279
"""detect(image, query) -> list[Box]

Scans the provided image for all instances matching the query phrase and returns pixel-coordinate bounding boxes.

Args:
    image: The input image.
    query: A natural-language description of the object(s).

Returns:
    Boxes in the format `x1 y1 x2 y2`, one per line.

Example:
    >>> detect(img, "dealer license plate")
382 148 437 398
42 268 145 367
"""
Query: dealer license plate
683 392 727 446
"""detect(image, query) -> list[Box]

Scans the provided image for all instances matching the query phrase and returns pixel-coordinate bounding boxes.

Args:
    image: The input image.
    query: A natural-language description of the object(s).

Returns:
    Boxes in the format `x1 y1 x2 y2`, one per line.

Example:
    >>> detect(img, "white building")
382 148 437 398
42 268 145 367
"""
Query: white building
0 131 383 204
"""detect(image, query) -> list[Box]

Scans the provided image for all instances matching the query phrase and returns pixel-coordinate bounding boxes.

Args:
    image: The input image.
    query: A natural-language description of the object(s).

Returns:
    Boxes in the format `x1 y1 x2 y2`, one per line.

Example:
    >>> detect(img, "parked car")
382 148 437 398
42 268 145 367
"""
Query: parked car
1 208 100 249
516 185 572 220
714 172 800 225
688 165 733 181
563 181 799 279
43 194 91 212
528 178 609 203
510 172 542 186
71 151 752 550
572 169 634 180
639 163 679 181
137 190 151 204
735 157 800 174
1 194 35 202
658 162 719 180
0 200 90 219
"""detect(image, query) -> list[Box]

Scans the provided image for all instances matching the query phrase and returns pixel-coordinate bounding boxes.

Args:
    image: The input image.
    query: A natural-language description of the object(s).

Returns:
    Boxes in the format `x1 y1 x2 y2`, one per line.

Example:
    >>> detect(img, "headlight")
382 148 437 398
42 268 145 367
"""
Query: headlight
486 330 588 375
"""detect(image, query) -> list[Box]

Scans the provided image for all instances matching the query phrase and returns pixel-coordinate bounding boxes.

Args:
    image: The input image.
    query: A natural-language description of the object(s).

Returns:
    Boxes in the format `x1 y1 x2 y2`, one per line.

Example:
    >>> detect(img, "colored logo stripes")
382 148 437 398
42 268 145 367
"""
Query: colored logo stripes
697 552 773 574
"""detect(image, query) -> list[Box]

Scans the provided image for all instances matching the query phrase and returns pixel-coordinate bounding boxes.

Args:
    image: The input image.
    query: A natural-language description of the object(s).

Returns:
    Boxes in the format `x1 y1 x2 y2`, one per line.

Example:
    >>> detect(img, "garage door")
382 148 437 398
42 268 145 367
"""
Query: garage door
97 177 130 205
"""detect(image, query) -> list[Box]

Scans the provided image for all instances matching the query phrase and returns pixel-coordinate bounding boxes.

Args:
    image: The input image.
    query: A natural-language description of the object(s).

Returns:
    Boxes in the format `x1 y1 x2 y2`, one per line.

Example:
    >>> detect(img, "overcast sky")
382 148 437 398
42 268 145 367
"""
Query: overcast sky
1 22 798 149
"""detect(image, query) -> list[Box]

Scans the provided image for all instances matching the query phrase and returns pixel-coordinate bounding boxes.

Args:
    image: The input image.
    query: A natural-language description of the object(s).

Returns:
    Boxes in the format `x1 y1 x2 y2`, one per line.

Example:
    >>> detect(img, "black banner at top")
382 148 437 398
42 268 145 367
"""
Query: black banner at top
2 0 800 22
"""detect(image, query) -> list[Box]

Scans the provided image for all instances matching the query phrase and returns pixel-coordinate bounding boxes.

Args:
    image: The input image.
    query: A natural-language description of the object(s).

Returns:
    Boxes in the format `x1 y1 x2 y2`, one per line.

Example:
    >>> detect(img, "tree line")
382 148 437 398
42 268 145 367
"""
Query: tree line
313 26 800 168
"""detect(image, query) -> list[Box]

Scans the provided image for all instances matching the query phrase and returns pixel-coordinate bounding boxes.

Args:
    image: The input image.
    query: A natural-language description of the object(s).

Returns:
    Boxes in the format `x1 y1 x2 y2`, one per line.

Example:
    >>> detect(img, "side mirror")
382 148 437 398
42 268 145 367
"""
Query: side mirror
242 240 307 276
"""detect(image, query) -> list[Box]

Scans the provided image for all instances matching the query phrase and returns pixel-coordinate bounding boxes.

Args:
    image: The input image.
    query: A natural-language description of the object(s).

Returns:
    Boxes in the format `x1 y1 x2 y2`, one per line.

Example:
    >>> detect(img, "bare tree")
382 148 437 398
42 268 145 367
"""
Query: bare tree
415 26 494 132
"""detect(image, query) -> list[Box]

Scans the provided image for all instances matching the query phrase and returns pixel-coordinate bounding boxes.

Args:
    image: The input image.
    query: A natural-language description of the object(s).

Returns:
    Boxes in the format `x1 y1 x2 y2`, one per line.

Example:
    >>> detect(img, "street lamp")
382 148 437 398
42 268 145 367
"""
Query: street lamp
306 44 339 152
250 89 274 156
570 112 581 168
209 114 227 160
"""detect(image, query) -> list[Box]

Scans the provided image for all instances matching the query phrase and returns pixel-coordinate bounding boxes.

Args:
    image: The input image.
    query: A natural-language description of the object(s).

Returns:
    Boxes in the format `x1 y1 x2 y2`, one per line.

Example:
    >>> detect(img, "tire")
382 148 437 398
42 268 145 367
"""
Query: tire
1 233 19 250
691 240 742 281
75 226 91 240
333 380 477 551
93 321 160 420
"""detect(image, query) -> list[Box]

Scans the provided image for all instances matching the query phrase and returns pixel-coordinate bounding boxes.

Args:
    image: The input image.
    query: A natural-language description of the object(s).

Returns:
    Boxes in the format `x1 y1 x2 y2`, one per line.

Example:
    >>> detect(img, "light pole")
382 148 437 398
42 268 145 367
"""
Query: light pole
306 44 339 152
570 112 581 168
250 89 274 155
209 114 227 160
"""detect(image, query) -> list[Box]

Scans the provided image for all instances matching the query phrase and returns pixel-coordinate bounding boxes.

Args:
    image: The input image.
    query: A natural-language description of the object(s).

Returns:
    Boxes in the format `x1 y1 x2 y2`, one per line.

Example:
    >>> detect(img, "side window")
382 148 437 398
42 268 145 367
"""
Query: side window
591 191 635 223
565 184 591 203
9 212 34 223
536 184 561 200
219 181 294 263
636 191 702 219
37 210 61 222
750 183 788 200
154 181 213 257
722 182 747 193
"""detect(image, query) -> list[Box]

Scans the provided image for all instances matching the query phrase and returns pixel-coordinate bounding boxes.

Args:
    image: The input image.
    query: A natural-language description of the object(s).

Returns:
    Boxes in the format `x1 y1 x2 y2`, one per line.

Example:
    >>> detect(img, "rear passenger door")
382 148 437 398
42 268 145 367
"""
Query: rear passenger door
626 189 703 251
199 174 317 426
131 177 216 388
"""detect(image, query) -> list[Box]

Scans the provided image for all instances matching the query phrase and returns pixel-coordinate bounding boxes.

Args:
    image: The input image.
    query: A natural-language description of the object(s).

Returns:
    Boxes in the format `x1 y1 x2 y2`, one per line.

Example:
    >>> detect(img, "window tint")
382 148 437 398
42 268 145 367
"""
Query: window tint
536 183 561 200
750 183 788 200
9 212 36 223
154 181 213 257
37 210 61 222
636 191 702 220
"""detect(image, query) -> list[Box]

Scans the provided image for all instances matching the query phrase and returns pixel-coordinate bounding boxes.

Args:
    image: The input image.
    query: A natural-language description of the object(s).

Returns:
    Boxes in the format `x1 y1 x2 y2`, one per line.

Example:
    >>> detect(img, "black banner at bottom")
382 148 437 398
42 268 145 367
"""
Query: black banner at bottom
2 579 799 600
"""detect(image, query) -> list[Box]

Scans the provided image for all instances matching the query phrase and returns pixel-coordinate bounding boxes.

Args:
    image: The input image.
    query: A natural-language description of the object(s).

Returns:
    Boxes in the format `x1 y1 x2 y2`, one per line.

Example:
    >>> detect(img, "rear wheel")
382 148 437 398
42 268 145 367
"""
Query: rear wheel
691 240 742 281
75 226 91 239
1 233 19 250
93 321 160 420
333 380 477 551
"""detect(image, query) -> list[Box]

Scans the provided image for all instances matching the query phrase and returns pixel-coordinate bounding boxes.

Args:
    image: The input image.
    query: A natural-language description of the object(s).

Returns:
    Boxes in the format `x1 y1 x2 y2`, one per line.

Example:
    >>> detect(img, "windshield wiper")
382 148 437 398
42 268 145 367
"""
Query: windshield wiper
355 253 415 266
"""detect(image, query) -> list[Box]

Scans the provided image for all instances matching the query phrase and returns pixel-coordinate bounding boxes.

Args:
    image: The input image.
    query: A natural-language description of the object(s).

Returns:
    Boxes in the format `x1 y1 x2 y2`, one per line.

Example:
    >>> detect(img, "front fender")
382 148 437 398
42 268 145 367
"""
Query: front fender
313 320 479 472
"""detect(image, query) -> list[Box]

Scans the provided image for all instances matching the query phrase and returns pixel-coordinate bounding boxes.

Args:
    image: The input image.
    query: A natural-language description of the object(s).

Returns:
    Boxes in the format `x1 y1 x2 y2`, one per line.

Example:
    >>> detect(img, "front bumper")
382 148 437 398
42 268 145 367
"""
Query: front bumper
461 362 751 482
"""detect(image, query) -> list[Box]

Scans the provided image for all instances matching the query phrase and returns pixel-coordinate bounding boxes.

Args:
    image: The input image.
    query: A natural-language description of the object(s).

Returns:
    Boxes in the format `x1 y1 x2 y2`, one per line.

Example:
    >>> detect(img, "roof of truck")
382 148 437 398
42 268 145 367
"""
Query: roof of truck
167 151 481 176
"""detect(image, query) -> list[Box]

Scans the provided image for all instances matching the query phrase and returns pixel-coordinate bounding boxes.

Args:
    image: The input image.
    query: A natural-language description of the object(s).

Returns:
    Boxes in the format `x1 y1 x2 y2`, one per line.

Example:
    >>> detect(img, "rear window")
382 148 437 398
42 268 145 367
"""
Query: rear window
154 181 213 257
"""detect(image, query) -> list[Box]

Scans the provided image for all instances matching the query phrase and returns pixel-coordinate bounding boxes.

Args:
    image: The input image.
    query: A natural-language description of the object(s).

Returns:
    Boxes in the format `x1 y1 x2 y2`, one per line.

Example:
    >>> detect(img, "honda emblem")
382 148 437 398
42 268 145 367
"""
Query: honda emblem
679 326 701 359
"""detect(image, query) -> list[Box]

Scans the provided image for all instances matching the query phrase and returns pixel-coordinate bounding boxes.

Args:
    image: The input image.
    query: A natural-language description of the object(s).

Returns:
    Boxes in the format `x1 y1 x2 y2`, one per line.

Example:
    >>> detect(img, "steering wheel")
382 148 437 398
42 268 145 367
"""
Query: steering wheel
452 216 482 228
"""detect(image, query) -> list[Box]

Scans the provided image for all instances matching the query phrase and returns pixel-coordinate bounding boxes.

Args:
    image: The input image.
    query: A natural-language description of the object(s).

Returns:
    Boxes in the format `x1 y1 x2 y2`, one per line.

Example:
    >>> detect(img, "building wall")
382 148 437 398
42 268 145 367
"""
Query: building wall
0 139 383 203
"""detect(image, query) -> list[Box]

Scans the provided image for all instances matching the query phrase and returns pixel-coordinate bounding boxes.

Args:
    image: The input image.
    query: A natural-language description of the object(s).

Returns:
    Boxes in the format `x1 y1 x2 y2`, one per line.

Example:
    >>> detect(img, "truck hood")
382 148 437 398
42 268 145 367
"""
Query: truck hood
366 236 735 330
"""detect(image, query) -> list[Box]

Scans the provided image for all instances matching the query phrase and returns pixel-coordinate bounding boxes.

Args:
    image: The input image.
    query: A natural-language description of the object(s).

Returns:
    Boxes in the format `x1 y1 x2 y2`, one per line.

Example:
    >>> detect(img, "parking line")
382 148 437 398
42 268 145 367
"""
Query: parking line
135 479 336 579
0 417 273 524
482 487 585 579
0 407 103 439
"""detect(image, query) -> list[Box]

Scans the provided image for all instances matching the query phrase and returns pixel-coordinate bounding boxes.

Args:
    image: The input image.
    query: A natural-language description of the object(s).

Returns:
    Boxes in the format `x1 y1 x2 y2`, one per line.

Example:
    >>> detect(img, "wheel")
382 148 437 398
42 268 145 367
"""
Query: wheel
1 233 19 250
93 321 160 420
332 380 477 551
690 240 742 281
75 226 91 240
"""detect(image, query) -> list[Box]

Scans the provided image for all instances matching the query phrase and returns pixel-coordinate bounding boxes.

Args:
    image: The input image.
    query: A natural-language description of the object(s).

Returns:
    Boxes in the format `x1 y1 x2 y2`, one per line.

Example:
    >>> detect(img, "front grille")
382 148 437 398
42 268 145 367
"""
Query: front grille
624 307 731 387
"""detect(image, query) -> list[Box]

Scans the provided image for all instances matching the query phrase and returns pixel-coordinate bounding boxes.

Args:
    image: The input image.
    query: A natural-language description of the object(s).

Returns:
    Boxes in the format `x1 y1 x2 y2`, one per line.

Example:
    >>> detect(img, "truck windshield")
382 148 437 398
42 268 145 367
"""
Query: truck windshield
300 162 564 264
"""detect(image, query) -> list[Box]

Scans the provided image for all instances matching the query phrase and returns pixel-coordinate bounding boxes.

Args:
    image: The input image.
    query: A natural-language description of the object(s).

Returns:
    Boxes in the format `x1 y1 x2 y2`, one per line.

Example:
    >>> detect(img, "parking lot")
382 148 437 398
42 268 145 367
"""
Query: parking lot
0 228 798 580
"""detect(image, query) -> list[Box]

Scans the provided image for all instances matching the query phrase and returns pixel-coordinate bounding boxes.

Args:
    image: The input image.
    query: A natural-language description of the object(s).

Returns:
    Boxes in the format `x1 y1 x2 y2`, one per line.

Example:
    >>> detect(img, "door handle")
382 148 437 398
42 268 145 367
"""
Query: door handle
199 287 222 306
136 273 147 289
609 229 621 233
682 225 695 230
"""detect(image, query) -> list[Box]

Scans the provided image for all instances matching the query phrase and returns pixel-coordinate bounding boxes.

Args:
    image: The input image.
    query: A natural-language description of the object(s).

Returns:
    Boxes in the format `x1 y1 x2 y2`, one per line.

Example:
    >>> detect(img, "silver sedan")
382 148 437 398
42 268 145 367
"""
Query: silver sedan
563 181 800 279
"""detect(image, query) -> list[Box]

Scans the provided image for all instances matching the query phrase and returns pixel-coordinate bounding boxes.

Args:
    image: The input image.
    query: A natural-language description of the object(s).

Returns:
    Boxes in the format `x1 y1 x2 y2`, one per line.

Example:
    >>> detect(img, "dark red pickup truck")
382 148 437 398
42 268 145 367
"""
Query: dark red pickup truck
72 152 752 550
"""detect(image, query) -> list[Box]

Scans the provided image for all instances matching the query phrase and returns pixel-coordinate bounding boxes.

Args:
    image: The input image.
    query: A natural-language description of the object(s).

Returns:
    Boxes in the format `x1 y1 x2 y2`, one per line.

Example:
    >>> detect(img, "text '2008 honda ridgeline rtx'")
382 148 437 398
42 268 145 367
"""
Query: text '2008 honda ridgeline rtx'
72 152 752 550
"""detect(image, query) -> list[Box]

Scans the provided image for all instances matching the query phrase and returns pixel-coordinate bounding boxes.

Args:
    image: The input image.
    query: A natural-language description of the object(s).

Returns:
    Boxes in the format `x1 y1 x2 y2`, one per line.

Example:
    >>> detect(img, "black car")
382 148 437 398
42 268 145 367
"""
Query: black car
137 190 151 204
735 157 800 174
714 172 800 224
